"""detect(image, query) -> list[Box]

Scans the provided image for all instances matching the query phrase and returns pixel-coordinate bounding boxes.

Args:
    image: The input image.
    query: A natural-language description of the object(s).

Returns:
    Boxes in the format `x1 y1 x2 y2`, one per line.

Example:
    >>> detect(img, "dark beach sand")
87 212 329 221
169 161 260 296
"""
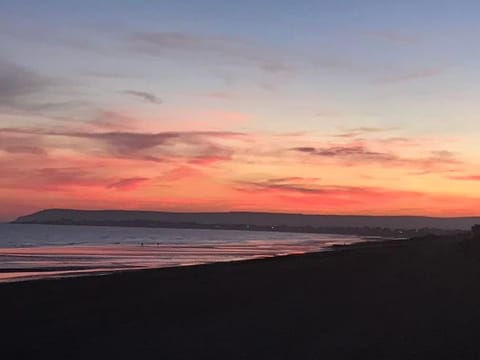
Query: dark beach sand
2 235 480 359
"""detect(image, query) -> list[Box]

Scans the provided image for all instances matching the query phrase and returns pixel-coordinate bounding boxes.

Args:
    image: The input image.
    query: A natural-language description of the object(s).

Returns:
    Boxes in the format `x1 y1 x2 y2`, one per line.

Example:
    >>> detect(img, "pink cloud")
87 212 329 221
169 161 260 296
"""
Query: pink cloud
450 175 480 181
106 177 149 191
160 166 205 181
188 155 231 166
231 180 480 216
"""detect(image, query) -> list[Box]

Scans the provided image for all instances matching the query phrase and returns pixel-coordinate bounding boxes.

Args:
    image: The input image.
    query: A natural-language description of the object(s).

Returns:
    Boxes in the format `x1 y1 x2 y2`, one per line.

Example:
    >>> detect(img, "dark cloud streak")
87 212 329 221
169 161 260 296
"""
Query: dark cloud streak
106 177 149 191
290 143 461 172
0 127 244 164
291 145 395 162
121 90 162 104
0 59 52 106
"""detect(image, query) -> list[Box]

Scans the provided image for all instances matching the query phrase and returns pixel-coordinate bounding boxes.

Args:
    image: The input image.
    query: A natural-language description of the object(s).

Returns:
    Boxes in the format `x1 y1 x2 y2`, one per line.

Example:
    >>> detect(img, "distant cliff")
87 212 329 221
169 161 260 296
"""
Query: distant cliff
13 209 480 237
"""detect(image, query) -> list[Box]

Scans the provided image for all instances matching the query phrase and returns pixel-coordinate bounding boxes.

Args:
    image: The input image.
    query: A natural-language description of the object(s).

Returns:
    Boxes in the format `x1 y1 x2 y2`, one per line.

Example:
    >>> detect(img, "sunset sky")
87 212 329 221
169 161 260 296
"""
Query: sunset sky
1 1 480 221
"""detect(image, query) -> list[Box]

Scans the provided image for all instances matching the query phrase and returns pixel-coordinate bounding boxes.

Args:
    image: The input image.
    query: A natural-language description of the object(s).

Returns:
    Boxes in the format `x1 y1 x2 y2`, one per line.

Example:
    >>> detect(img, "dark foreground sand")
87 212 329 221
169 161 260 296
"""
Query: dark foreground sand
1 235 480 359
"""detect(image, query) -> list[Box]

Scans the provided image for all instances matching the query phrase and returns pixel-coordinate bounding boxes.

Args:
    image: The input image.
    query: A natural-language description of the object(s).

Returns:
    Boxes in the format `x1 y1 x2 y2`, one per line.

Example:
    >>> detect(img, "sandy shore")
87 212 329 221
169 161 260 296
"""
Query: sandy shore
1 235 480 359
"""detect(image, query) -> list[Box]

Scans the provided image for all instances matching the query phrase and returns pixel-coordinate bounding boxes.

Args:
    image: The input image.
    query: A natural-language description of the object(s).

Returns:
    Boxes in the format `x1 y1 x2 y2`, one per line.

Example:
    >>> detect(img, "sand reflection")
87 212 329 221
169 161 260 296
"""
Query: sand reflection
0 237 363 282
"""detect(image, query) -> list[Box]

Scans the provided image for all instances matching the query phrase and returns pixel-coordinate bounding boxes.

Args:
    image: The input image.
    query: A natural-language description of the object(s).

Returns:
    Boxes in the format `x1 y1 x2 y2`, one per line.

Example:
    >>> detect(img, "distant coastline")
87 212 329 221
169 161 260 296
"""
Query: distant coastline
13 208 478 238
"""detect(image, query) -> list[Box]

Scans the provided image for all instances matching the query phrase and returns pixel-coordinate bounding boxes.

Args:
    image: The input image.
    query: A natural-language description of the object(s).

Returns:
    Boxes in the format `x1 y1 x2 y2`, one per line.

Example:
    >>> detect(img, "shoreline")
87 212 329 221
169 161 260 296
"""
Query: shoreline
0 236 402 283
0 226 376 283
2 234 480 359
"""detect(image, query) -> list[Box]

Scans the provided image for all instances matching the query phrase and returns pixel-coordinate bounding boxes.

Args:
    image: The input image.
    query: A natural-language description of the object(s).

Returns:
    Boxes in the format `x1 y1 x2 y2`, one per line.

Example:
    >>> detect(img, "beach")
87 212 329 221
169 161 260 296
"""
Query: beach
1 234 480 359
0 224 365 282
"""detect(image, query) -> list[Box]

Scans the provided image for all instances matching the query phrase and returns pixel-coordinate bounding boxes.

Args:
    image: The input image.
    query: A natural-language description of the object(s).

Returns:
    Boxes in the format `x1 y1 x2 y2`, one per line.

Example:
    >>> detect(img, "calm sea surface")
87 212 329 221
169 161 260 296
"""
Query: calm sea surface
0 223 367 282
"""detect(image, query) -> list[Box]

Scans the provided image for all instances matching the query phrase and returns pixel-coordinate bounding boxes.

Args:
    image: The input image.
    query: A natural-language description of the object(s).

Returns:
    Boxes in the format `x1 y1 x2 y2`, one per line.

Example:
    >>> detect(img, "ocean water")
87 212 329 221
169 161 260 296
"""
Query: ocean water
0 223 366 282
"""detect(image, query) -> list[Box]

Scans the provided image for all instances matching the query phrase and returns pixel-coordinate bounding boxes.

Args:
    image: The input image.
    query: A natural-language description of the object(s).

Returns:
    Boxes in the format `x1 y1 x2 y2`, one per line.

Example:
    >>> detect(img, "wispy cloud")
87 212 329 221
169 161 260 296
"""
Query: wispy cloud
0 167 106 192
375 68 442 84
0 59 88 118
1 126 463 174
449 174 480 181
235 178 424 208
129 32 289 74
87 111 139 131
160 166 206 181
34 167 101 190
289 142 462 173
0 163 151 193
232 178 480 216
236 177 324 194
120 90 162 104
0 132 46 155
106 177 149 191
290 144 396 162
0 127 245 164
0 59 53 107
333 126 399 138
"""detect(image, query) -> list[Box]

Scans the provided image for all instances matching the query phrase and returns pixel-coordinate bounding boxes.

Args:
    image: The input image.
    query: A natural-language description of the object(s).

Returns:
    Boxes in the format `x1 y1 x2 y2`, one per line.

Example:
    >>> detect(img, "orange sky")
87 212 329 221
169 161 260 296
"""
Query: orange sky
2 2 480 220
1 122 480 221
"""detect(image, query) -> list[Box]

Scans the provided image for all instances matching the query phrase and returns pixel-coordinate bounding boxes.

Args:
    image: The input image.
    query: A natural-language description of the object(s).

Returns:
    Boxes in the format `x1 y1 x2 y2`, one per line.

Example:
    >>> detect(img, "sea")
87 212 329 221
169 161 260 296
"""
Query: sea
0 223 368 282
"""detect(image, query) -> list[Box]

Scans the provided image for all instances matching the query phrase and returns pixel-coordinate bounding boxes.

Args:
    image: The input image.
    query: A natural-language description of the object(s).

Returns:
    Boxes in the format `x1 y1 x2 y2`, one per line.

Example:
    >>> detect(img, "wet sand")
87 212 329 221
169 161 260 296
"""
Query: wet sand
0 230 364 282
1 235 480 359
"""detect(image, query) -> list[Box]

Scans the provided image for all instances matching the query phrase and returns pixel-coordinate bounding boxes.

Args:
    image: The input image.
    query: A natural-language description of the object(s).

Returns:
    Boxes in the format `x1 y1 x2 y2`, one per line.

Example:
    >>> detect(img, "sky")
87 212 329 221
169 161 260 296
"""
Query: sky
1 0 480 221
